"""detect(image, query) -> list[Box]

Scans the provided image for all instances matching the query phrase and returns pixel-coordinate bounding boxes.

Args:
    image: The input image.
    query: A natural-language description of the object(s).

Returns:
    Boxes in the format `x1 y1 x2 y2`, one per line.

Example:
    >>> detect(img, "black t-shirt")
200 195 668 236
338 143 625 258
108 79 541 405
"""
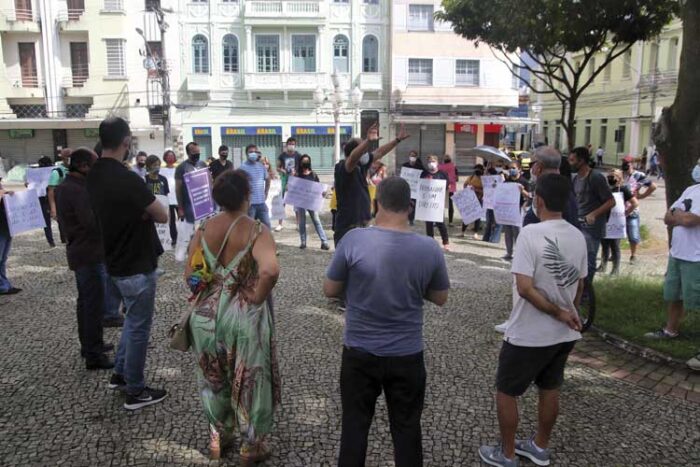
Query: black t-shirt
209 159 233 180
334 155 374 231
297 171 320 183
402 160 424 171
278 151 301 175
145 174 170 197
87 157 159 277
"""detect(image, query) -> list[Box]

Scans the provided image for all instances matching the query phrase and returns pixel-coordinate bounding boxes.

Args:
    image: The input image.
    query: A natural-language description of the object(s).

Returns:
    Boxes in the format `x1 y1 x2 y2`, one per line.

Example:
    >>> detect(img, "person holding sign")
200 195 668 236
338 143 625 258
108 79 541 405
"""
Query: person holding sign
421 155 450 251
0 183 20 295
599 170 637 276
175 142 208 223
294 155 329 250
461 164 485 238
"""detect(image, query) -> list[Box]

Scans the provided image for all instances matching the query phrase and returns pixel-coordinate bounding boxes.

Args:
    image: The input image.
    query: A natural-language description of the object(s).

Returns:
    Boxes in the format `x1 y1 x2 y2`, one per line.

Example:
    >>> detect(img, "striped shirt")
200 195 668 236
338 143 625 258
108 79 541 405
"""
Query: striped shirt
240 161 268 205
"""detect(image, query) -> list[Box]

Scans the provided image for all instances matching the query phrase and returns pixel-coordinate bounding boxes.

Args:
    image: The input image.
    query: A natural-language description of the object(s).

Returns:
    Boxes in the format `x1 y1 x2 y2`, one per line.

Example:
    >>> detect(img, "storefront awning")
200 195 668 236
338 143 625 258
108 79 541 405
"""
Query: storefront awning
391 115 539 126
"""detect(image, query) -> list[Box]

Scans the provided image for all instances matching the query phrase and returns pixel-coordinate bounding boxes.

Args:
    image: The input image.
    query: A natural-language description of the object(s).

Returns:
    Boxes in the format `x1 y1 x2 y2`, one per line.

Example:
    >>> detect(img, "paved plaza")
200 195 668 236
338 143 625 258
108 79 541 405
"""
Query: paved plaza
1 218 699 467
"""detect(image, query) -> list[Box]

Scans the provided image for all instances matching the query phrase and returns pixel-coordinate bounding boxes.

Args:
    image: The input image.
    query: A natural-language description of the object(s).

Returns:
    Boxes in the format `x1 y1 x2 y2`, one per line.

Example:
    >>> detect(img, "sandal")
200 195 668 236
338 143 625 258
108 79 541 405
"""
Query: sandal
239 442 271 466
209 425 221 461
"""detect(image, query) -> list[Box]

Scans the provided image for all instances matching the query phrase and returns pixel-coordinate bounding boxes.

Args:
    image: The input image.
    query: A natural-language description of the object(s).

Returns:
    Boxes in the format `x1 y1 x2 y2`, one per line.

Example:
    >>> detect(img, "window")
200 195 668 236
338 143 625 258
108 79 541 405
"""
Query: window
67 0 85 19
105 39 126 77
103 0 124 11
333 0 349 3
14 0 32 20
603 63 611 82
584 120 592 145
648 42 659 73
292 35 316 72
18 42 38 87
668 37 679 70
362 36 378 72
622 50 632 78
408 58 432 85
615 124 626 154
256 35 279 72
363 0 378 3
192 35 209 73
222 34 239 73
333 35 349 73
600 119 608 148
70 42 89 87
588 57 596 80
145 0 160 11
455 59 479 86
408 4 433 31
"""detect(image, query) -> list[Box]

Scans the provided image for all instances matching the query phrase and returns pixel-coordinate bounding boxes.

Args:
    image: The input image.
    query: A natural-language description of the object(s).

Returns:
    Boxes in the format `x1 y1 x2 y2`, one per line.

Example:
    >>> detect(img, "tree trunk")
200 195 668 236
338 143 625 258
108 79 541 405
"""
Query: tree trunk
654 1 700 209
566 96 578 152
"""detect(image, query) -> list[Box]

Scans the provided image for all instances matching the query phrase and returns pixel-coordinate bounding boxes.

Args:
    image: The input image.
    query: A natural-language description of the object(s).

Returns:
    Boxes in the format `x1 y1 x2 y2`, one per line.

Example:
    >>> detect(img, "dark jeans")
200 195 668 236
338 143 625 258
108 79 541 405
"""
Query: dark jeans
74 264 106 361
339 347 425 467
448 193 455 224
581 225 602 283
483 209 502 243
39 196 55 246
0 230 13 292
409 200 416 224
425 221 449 245
503 225 520 257
169 205 178 245
601 238 621 269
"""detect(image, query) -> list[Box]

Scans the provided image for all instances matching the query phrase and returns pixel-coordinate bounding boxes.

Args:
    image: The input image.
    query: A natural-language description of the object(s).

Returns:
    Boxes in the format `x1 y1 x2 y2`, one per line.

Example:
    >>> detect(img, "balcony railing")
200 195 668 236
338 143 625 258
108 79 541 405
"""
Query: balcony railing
359 72 382 91
187 74 211 92
61 69 89 88
638 70 678 88
244 0 327 18
21 75 40 88
14 8 34 21
244 72 328 91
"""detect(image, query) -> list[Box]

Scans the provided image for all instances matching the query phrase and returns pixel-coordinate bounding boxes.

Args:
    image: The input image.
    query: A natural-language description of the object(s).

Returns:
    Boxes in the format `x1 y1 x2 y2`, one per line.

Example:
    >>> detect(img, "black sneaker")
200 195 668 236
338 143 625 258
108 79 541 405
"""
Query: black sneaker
124 387 167 411
108 373 126 391
85 355 114 371
321 243 330 251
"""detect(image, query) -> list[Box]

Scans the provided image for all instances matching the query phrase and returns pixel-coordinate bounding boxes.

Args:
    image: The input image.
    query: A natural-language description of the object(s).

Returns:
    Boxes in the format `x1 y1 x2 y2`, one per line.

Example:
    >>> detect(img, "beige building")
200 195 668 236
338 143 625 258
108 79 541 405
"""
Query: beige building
0 0 172 167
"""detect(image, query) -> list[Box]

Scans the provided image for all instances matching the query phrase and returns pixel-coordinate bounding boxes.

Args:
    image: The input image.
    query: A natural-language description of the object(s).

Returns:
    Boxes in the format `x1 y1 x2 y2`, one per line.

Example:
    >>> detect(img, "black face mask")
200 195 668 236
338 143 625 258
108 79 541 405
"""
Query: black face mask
137 162 146 168
621 163 631 171
189 153 201 163
301 161 311 170
607 176 617 186
474 170 484 176
220 153 228 160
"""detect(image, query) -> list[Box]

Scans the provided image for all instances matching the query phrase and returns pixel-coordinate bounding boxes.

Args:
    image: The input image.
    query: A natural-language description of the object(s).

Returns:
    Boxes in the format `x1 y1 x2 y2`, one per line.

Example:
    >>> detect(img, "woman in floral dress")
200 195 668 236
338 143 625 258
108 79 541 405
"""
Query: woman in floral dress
185 170 281 463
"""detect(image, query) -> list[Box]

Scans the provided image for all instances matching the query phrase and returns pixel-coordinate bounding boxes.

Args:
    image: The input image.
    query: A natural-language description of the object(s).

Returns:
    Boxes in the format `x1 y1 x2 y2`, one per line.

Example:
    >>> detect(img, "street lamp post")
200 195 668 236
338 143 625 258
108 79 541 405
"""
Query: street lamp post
313 74 363 164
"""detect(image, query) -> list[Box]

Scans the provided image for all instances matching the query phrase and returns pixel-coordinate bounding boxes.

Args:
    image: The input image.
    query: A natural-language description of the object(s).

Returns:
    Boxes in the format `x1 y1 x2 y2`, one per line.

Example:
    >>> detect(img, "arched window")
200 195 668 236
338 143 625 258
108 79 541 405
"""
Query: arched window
362 35 378 72
222 34 239 73
192 34 209 74
333 35 349 73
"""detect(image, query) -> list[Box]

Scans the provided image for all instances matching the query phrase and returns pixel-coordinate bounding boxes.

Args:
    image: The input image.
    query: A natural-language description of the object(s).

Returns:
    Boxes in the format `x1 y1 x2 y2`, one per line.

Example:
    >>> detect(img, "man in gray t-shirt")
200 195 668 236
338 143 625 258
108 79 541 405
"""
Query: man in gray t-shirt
325 177 449 467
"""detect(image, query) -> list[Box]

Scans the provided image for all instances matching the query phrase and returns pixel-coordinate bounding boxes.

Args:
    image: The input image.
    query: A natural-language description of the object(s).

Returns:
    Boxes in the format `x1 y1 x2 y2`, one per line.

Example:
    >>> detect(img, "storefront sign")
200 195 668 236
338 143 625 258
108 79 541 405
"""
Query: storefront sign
8 129 34 139
84 128 99 138
221 126 282 136
291 126 352 136
454 124 477 134
193 127 211 137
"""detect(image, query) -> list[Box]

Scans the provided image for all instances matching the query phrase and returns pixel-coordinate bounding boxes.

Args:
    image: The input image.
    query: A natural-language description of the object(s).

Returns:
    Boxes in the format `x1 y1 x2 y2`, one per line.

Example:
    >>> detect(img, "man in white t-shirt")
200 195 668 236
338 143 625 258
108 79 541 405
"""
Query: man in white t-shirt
480 174 587 467
645 158 700 371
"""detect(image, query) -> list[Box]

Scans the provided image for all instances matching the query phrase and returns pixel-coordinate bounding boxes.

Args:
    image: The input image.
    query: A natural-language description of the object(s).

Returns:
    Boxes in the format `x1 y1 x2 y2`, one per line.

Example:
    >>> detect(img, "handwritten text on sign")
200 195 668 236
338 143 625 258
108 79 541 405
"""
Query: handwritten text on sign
400 167 423 199
605 192 627 239
3 189 46 236
184 169 215 221
493 182 522 227
481 175 503 210
26 167 54 197
283 176 327 212
452 188 484 226
415 178 446 223
155 195 172 251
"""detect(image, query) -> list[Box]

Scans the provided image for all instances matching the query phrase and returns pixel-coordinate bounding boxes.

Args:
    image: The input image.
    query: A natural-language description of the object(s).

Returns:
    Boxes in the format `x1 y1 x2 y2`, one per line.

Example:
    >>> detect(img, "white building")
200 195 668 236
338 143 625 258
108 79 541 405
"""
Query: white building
0 0 173 166
173 0 390 173
390 0 535 172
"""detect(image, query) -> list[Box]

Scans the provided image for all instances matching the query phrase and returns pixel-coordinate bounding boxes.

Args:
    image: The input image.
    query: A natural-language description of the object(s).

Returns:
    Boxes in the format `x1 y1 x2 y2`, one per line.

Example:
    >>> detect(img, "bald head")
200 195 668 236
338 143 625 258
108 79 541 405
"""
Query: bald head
533 146 561 174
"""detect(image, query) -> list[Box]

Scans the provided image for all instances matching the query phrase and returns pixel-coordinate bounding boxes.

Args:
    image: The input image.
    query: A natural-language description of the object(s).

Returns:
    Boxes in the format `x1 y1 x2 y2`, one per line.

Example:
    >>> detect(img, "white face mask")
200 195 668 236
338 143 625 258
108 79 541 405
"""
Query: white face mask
495 167 504 174
692 164 700 183
359 152 370 166
287 144 296 152
428 162 438 172
409 156 417 163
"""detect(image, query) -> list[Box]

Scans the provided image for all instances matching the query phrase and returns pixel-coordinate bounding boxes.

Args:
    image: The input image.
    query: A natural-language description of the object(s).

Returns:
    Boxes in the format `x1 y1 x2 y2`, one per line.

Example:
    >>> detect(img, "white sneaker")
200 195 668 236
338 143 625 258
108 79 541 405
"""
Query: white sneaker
687 354 700 372
274 225 283 232
494 321 508 334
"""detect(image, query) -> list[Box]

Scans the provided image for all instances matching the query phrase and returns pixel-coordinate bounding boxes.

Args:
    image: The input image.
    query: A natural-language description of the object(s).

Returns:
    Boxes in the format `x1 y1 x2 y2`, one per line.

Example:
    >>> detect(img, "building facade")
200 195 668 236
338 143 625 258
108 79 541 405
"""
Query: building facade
538 19 682 166
390 0 530 173
173 0 390 173
0 0 172 167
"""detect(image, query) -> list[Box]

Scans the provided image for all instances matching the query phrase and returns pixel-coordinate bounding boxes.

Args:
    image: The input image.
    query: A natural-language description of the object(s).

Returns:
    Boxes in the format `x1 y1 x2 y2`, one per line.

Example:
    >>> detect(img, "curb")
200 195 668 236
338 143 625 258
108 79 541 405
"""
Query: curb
591 325 688 367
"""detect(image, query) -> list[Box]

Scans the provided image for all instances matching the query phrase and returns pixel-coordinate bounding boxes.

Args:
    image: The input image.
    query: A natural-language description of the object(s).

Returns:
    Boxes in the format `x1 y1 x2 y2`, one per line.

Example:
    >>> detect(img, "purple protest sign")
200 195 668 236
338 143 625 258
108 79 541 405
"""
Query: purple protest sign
183 168 215 221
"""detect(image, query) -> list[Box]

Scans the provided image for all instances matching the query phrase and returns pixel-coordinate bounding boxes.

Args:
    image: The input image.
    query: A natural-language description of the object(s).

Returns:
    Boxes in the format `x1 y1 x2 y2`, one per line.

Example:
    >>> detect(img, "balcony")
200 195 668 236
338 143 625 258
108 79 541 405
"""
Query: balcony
243 0 327 23
57 6 87 31
4 76 45 99
61 72 90 96
186 74 211 92
359 73 383 91
0 8 41 32
638 70 678 90
244 72 328 91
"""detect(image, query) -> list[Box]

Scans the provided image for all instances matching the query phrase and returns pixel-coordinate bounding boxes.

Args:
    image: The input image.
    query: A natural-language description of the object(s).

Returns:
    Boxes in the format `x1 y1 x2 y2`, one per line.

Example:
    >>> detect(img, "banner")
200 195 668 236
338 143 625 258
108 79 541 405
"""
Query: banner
25 167 54 197
605 192 627 239
452 188 484 226
400 167 423 199
415 178 446 223
183 169 215 221
482 175 503 210
493 182 522 227
3 189 46 236
155 195 172 251
159 167 177 205
283 176 326 212
266 179 286 220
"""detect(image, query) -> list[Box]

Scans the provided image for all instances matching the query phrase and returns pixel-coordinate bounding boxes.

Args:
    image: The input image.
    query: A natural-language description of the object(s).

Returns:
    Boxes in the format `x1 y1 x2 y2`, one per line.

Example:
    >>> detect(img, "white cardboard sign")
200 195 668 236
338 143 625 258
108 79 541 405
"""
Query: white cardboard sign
25 167 55 197
452 188 484 226
415 178 447 223
493 182 522 227
605 192 627 239
3 189 46 236
482 175 503 210
155 195 172 250
400 167 423 199
283 176 326 212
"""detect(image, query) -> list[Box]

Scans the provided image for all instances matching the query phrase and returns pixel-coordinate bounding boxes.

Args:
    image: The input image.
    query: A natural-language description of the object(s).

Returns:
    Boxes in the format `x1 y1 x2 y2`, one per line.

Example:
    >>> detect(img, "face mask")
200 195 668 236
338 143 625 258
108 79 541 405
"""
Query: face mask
428 162 438 172
509 169 518 178
189 153 201 163
287 145 296 152
301 161 311 169
137 161 146 168
474 170 484 176
692 164 700 183
247 152 259 162
409 156 417 163
444 158 451 163
220 153 228 160
622 162 631 171
148 167 160 175
607 176 617 186
359 153 370 166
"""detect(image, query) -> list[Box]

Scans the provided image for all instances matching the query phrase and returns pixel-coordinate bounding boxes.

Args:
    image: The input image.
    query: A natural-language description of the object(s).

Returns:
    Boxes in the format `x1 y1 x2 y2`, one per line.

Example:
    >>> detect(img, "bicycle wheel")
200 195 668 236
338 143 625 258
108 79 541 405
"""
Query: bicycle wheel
579 279 596 332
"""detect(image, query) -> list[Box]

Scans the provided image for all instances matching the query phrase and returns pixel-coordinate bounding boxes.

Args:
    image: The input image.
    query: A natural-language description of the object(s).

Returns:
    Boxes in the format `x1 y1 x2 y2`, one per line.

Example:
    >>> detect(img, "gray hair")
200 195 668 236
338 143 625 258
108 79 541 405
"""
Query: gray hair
533 146 562 170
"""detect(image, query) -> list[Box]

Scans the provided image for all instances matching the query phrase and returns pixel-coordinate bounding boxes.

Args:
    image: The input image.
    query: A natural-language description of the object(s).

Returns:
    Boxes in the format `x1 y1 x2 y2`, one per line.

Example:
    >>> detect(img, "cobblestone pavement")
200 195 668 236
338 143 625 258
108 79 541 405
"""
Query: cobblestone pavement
1 220 699 467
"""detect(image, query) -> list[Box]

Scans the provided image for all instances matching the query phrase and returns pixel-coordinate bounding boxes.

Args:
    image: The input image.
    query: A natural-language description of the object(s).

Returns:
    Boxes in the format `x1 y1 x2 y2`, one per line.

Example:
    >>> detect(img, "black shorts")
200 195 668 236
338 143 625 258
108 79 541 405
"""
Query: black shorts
496 340 576 397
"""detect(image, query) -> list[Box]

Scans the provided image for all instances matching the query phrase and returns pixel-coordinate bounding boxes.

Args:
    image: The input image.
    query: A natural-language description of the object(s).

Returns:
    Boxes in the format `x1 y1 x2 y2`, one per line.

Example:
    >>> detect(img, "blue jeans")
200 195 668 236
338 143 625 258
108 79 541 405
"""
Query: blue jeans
581 225 602 283
0 231 12 292
296 208 328 245
111 270 158 395
74 264 106 360
626 215 641 245
98 263 122 321
483 209 502 244
248 203 271 228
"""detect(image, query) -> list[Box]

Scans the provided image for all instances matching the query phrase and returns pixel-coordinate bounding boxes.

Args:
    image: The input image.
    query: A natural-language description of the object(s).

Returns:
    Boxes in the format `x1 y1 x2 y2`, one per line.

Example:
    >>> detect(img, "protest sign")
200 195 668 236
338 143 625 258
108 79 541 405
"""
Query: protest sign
482 175 502 210
283 176 326 212
155 195 172 251
184 169 215 221
3 189 46 236
415 178 446 223
452 188 484 226
493 182 522 227
25 167 54 197
400 167 423 199
605 192 627 239
159 167 177 205
266 179 286 220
